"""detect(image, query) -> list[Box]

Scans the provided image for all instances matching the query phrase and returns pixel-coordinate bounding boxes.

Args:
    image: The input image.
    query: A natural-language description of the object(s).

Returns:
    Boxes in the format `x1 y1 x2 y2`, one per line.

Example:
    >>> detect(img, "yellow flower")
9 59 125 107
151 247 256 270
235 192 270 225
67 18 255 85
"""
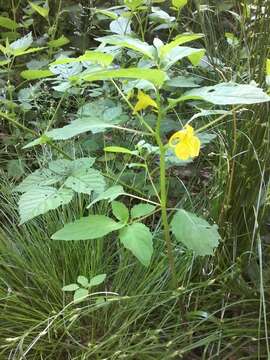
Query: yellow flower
169 124 201 161
133 90 158 113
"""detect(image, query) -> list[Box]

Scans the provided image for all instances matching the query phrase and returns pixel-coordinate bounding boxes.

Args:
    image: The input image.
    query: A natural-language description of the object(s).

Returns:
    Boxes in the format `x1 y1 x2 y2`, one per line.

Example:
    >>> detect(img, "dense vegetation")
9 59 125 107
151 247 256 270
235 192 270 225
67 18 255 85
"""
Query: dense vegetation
0 0 270 359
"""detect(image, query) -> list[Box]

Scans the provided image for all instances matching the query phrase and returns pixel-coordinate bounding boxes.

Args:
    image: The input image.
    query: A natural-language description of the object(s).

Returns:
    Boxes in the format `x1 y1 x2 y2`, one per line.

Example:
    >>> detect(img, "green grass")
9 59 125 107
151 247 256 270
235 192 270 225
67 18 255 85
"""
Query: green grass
0 175 269 359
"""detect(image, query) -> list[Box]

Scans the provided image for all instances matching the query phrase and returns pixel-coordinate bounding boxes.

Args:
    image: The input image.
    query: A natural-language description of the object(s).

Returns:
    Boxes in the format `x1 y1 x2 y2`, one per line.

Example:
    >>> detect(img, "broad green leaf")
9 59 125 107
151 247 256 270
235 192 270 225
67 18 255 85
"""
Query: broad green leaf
10 47 46 58
131 203 156 219
74 288 88 302
89 274 107 287
104 146 135 155
161 46 205 70
87 185 125 208
19 187 73 224
110 16 131 35
49 157 95 176
172 0 188 10
48 35 69 48
96 35 155 59
176 83 270 105
77 275 88 287
112 201 129 223
52 215 124 240
0 16 19 30
165 75 201 88
160 33 204 58
119 223 153 266
62 283 79 291
29 2 49 18
188 49 205 66
10 32 33 52
21 69 54 80
171 209 220 256
23 101 126 147
51 51 114 67
64 168 106 195
15 168 63 193
0 59 11 66
124 0 145 11
77 68 167 87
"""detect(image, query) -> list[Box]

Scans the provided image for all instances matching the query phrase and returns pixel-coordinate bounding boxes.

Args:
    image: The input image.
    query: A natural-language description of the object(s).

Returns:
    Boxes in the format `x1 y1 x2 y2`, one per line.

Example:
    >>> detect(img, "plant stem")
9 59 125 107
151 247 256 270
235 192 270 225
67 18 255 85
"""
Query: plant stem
155 92 177 288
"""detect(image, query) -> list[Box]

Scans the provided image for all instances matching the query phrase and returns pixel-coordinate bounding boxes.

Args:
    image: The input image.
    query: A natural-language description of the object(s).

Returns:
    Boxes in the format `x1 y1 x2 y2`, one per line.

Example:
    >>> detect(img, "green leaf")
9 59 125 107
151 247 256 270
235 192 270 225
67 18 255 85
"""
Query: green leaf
88 274 107 287
21 69 54 80
50 51 114 67
87 185 125 208
64 168 106 195
48 35 70 48
174 83 270 105
188 49 205 66
104 146 135 155
160 33 204 58
62 283 79 291
131 203 156 220
96 35 155 59
161 46 205 70
15 168 63 193
49 157 95 176
74 288 88 302
19 187 73 224
266 59 270 76
171 209 220 256
10 32 33 52
76 68 167 87
29 2 49 18
119 223 153 266
77 275 88 287
124 0 145 11
172 0 188 10
52 215 124 241
112 201 129 223
0 16 19 30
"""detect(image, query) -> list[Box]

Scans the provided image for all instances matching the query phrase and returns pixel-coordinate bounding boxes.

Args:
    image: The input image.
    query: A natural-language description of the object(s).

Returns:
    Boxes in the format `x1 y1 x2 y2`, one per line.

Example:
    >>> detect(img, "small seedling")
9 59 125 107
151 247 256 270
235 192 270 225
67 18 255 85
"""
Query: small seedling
62 274 107 303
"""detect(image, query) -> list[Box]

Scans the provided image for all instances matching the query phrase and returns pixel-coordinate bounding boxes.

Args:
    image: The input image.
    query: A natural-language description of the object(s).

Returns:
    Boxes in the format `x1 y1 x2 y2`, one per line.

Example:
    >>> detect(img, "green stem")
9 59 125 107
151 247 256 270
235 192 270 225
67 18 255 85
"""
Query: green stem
155 92 177 288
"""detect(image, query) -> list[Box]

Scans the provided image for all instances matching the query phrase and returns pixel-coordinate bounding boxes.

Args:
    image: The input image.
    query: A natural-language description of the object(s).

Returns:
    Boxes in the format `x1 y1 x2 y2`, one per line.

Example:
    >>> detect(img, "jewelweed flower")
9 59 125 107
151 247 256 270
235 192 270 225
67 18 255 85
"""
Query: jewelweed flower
169 124 200 161
133 90 158 113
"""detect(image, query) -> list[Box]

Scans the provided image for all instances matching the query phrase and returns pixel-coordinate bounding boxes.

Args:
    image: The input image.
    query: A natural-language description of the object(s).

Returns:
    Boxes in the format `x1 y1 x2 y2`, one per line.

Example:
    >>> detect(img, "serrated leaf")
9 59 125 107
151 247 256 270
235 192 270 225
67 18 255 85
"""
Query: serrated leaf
175 83 270 105
112 201 129 222
52 215 124 241
0 16 19 30
131 203 156 219
88 185 125 208
64 168 106 195
21 69 54 80
119 223 153 266
29 2 49 18
15 169 63 193
74 288 88 302
76 67 167 87
48 35 69 48
96 35 155 59
19 187 73 224
89 274 107 287
10 32 33 52
77 275 88 287
171 209 220 256
62 283 79 291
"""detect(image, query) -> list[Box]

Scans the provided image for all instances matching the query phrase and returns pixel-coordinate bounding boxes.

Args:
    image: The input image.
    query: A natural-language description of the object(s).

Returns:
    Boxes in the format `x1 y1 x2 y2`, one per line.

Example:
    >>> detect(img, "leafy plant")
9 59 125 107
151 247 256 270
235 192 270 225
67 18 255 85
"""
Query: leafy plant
62 274 107 303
